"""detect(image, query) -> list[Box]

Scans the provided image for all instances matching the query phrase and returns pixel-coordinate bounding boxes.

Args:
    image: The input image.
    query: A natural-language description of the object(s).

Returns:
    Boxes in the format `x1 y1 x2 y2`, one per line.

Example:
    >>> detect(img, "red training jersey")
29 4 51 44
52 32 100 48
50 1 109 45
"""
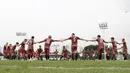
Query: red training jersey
106 48 110 56
40 38 60 49
68 36 80 47
28 39 34 49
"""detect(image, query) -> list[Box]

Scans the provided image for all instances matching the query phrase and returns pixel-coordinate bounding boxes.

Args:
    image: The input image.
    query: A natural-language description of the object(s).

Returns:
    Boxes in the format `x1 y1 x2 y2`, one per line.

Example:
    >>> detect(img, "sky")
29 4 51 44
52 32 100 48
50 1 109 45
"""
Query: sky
0 0 130 53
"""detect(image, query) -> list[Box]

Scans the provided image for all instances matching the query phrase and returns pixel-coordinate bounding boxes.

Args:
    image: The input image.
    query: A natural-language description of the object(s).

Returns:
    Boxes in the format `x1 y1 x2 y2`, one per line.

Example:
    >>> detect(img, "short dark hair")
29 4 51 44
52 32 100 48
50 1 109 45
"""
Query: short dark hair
48 35 52 38
63 46 65 48
97 35 101 38
122 38 125 41
16 42 19 44
39 45 41 47
31 36 34 39
111 37 114 40
24 39 27 41
72 33 75 35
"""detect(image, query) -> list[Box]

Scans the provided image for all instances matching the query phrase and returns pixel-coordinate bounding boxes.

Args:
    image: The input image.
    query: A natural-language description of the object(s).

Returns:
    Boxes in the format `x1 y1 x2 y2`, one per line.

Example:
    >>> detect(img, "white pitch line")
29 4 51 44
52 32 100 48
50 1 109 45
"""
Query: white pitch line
29 66 130 70
0 65 130 70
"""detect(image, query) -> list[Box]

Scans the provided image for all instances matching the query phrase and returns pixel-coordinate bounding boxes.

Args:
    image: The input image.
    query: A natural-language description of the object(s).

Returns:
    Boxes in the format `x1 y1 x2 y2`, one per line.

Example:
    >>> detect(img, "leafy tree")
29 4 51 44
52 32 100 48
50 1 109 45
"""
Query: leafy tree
84 45 98 51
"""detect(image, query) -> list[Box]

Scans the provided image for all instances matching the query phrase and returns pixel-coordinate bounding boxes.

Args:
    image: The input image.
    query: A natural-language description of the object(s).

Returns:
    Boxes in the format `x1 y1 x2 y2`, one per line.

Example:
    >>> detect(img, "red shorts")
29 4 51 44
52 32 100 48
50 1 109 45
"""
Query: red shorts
71 46 77 53
113 49 117 57
10 50 15 56
123 49 127 56
37 53 40 56
62 53 69 58
44 48 50 55
27 49 34 56
6 50 11 56
98 48 104 54
3 50 7 56
18 48 26 57
113 49 117 54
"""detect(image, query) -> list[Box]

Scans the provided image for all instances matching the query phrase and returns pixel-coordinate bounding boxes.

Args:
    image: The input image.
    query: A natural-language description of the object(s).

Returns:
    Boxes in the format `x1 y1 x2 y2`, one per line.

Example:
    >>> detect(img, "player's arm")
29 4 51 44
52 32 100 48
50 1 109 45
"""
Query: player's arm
106 41 112 43
119 43 123 44
37 39 46 43
18 42 24 46
62 37 70 42
118 42 124 44
116 41 120 45
104 40 109 43
120 46 123 48
33 41 37 44
18 43 21 46
87 40 97 42
53 39 61 42
79 38 88 42
78 37 92 42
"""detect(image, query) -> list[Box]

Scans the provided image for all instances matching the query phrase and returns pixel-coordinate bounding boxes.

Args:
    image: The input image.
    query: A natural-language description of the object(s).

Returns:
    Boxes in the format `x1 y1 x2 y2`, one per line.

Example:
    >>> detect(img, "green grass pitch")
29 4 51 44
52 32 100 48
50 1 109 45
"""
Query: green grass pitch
0 60 130 73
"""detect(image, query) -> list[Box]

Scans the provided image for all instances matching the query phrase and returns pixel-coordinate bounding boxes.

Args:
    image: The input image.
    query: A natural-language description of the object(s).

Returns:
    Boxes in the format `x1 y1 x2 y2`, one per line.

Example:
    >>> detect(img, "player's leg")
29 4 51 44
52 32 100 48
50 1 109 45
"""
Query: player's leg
66 54 70 60
60 55 63 60
44 49 47 60
27 49 31 59
125 56 127 60
100 48 104 60
71 47 75 60
8 52 11 60
98 49 102 60
114 50 117 60
11 52 15 60
75 52 78 60
47 49 50 60
123 53 127 60
23 51 26 60
47 54 49 60
113 53 116 60
29 49 33 59
37 53 40 60
40 55 43 60
18 50 20 60
74 47 78 60
106 56 109 60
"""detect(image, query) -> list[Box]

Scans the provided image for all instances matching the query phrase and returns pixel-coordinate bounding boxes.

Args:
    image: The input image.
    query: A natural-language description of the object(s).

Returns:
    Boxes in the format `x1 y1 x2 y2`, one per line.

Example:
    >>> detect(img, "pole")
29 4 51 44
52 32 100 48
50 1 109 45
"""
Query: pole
103 29 106 60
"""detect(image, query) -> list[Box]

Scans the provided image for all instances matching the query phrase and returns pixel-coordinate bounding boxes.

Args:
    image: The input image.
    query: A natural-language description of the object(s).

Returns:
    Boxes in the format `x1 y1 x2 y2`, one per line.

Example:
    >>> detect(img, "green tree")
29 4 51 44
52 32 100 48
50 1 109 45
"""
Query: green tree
84 45 98 51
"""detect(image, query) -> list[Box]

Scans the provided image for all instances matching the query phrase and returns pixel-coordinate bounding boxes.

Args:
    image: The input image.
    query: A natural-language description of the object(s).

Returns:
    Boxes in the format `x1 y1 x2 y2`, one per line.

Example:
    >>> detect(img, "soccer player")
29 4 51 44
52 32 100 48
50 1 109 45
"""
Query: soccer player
90 49 95 60
108 37 120 60
120 38 128 60
6 44 12 59
18 39 27 60
36 45 43 60
87 35 107 60
60 46 70 60
10 42 19 59
81 49 86 60
62 33 87 60
106 45 110 60
3 42 8 58
33 52 37 60
53 49 59 60
38 35 61 60
27 36 36 59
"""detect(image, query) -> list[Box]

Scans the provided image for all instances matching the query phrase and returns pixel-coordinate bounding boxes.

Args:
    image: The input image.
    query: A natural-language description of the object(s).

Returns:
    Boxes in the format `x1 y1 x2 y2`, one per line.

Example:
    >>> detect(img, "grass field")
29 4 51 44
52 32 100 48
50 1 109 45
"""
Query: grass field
0 60 130 73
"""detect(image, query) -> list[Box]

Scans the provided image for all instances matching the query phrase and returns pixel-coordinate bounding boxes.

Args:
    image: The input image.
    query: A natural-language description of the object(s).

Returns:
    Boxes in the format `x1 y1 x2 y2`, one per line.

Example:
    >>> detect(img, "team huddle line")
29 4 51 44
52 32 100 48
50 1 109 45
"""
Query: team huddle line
3 33 127 61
